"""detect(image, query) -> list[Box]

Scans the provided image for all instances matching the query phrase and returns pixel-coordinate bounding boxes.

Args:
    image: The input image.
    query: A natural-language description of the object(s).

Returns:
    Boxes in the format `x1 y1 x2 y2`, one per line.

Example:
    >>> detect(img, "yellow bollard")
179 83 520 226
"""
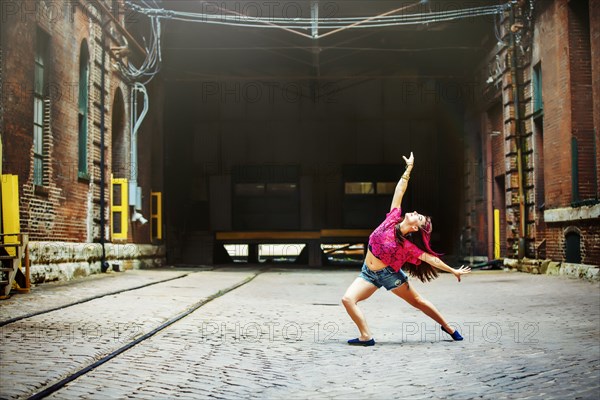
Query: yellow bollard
1 174 20 257
494 209 500 259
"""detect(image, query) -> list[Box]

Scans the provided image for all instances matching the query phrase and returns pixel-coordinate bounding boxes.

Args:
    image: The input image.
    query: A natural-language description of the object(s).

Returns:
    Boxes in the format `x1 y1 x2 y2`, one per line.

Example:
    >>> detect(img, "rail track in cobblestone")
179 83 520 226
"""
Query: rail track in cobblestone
0 273 193 328
2 270 598 399
23 271 262 400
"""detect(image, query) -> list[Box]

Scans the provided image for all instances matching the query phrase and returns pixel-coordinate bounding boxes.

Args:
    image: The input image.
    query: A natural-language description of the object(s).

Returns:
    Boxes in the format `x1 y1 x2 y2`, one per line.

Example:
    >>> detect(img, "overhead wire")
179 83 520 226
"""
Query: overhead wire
117 0 512 81
493 1 507 45
117 3 163 84
116 0 512 147
149 3 505 23
114 0 512 86
125 1 511 39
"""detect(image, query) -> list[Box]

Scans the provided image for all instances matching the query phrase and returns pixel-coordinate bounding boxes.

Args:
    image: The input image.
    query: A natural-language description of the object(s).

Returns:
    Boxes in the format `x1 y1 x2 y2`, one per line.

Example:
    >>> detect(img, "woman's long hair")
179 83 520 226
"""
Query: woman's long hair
395 216 442 283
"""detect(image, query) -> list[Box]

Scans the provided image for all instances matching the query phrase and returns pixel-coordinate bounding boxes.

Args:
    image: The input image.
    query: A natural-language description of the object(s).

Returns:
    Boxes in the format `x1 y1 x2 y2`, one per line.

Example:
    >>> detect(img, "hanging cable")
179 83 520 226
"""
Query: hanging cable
150 6 505 27
125 1 511 40
116 13 162 84
169 4 505 24
493 4 507 45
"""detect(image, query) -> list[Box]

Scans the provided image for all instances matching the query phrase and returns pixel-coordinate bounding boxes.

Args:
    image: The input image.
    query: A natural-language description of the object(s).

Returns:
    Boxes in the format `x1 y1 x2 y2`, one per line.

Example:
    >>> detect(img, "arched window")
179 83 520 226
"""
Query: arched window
78 41 89 177
111 88 128 178
33 28 49 186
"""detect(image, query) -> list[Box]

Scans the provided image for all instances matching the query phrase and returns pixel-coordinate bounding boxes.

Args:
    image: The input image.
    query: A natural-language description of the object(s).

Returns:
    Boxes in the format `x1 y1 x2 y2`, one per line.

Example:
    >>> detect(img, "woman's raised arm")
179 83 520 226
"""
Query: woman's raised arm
390 152 414 211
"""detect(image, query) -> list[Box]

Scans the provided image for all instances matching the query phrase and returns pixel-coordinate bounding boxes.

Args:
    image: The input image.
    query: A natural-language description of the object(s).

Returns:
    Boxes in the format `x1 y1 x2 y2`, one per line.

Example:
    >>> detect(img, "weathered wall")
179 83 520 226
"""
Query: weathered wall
535 0 599 265
1 1 165 283
28 242 165 283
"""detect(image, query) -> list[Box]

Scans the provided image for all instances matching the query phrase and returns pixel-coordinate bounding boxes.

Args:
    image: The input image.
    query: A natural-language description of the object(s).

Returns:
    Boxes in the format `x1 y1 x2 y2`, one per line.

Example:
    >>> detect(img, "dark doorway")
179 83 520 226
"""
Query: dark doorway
565 231 582 264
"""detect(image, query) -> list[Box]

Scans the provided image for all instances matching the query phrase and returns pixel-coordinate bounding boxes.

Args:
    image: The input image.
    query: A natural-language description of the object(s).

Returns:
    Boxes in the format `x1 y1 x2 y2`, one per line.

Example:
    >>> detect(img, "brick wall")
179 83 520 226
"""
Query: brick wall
530 0 599 266
2 8 36 193
590 0 600 200
489 103 504 179
110 87 129 179
2 1 161 246
568 0 596 202
488 103 507 257
545 222 600 264
468 0 599 266
6 2 105 242
538 0 572 209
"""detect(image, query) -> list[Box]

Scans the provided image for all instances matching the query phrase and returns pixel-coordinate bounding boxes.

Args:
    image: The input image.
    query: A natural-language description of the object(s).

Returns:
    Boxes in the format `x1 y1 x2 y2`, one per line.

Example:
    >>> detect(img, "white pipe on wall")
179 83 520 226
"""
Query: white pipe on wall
129 82 149 222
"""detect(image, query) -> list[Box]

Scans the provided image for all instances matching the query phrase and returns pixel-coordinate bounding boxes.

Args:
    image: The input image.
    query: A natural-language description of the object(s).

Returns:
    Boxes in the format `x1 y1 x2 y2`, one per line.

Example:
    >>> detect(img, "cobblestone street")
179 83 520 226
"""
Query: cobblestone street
1 268 599 399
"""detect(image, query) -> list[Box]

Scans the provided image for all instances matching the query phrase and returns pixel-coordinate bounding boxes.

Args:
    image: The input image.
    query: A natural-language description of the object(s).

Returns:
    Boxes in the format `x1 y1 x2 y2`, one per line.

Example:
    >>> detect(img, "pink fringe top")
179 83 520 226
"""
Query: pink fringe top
368 207 424 272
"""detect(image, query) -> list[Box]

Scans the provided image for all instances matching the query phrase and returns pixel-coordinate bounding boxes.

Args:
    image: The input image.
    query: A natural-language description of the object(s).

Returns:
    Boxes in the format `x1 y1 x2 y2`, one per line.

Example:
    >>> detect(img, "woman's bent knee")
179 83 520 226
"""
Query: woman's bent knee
341 296 356 306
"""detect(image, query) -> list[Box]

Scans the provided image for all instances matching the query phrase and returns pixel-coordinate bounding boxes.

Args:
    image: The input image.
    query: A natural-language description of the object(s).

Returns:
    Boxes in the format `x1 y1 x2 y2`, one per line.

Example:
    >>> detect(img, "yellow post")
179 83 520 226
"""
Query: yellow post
111 177 128 240
1 134 3 235
24 235 30 289
0 133 4 234
1 175 20 257
494 209 500 259
151 192 162 240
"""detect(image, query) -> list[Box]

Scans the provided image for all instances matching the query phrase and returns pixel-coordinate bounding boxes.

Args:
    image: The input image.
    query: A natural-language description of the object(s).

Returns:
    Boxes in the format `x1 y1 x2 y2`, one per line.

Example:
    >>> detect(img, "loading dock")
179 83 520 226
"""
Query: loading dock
214 229 372 266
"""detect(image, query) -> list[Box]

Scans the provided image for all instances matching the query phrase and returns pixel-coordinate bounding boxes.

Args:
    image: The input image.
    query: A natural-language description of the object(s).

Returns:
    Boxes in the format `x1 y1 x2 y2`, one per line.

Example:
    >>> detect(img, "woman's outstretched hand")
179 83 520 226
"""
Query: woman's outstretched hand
453 265 471 282
402 152 414 167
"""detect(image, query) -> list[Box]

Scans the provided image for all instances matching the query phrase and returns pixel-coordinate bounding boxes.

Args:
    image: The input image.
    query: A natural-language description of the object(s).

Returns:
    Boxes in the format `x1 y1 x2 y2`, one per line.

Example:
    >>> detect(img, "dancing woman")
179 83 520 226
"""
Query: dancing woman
341 152 471 346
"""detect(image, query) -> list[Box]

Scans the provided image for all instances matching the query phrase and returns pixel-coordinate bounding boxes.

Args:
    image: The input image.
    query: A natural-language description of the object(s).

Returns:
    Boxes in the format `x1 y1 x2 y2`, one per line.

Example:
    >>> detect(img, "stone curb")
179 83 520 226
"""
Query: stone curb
26 242 166 284
504 258 599 281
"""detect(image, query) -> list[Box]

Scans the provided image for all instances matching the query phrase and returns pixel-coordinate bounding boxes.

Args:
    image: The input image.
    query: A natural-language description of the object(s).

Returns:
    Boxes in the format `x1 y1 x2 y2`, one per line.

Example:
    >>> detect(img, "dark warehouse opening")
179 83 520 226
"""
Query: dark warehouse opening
160 1 498 266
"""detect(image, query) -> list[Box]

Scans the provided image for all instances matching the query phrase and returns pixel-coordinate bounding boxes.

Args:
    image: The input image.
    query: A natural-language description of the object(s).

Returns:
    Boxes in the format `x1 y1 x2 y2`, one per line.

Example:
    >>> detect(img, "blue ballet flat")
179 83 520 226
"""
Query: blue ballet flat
347 338 375 346
441 326 464 341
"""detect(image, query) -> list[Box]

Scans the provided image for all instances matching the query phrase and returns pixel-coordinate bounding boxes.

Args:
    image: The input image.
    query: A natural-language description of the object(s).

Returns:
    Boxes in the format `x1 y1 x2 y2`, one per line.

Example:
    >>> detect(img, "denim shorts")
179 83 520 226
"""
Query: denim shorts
359 263 409 290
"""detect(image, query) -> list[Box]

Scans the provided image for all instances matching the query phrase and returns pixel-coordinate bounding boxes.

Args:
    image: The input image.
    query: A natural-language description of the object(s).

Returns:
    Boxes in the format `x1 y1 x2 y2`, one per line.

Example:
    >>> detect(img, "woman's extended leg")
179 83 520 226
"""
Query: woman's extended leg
391 283 456 334
341 278 378 340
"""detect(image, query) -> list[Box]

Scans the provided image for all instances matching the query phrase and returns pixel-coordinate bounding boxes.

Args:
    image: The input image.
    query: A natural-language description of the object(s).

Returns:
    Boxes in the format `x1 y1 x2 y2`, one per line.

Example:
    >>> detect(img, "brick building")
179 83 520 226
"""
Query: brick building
464 0 599 275
1 0 165 283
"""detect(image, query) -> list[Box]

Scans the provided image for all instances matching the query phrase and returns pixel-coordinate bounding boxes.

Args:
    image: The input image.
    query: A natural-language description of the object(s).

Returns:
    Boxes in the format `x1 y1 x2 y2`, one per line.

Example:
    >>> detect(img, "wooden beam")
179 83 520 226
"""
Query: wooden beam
320 229 371 238
216 231 320 240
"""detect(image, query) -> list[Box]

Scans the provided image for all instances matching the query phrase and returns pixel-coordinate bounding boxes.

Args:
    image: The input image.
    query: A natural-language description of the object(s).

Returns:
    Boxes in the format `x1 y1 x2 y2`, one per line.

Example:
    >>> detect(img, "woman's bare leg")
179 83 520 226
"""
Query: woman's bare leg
391 283 456 334
341 278 378 340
